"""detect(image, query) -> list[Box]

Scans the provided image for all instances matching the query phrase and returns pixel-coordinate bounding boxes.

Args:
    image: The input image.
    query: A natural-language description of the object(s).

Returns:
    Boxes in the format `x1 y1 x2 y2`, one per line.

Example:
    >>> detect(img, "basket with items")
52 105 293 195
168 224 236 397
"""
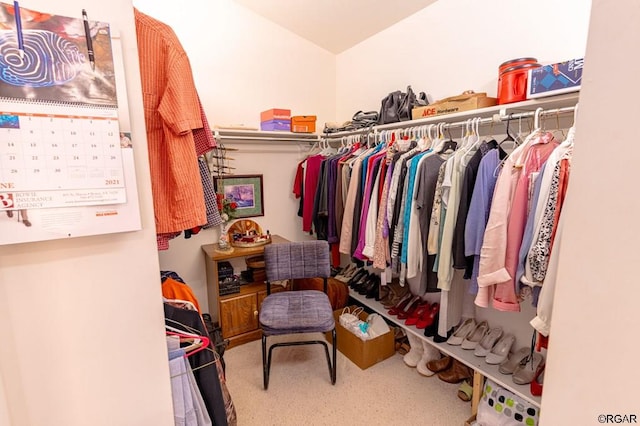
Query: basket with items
227 220 272 248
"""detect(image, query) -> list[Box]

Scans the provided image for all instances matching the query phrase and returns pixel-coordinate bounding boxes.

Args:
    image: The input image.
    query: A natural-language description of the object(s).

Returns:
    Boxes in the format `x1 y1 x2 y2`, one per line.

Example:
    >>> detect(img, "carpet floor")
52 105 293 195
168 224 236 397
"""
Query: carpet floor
223 334 471 426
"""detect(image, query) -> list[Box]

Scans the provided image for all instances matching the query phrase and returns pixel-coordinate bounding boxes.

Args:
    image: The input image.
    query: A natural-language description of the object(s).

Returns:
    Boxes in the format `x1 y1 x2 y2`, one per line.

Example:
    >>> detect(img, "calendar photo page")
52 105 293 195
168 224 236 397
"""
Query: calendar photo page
0 3 141 245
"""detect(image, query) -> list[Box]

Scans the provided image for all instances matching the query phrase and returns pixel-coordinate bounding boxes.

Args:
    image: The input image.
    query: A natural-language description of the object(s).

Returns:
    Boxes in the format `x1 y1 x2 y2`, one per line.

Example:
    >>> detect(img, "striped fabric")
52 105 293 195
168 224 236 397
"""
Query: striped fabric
199 157 222 228
134 9 206 234
259 291 335 335
193 95 216 156
264 241 331 281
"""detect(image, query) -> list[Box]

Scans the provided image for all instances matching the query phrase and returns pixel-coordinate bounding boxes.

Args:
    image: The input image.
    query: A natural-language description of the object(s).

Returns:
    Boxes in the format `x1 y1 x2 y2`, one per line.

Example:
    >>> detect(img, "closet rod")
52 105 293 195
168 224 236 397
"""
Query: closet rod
322 104 577 140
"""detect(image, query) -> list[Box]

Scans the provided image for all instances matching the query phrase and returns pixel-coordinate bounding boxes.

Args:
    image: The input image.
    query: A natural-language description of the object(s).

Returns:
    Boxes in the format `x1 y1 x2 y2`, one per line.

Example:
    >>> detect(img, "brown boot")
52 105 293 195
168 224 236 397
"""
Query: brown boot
426 355 452 373
437 359 473 384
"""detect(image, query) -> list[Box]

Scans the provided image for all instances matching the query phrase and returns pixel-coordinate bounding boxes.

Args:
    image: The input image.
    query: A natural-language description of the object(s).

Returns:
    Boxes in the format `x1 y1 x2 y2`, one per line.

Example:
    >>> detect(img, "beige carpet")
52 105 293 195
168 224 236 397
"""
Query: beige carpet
223 334 471 426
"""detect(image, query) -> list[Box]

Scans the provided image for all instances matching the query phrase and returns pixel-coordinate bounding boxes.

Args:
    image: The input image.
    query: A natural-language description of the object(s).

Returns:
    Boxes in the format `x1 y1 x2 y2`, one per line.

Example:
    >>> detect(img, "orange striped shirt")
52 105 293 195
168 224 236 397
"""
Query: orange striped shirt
134 9 206 233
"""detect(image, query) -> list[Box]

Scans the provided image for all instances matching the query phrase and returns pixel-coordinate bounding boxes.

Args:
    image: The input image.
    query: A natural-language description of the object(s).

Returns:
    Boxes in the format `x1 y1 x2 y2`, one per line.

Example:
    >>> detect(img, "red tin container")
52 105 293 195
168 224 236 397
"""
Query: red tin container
498 61 541 104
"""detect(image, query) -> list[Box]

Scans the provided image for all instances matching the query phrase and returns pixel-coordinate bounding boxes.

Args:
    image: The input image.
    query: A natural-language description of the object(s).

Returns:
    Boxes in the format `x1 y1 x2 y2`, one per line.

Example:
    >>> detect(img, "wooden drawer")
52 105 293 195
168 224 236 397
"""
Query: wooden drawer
220 293 258 338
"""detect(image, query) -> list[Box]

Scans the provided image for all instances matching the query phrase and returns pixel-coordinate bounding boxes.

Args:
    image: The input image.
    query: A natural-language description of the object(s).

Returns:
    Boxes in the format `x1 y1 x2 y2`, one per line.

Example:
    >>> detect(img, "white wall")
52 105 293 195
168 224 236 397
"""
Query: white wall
541 0 639 423
133 0 336 311
336 0 592 120
0 1 174 425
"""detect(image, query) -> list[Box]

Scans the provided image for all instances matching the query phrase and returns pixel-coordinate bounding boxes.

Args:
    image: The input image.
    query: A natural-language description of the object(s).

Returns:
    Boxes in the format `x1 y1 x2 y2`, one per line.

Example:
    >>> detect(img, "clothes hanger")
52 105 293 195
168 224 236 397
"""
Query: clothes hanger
437 123 458 154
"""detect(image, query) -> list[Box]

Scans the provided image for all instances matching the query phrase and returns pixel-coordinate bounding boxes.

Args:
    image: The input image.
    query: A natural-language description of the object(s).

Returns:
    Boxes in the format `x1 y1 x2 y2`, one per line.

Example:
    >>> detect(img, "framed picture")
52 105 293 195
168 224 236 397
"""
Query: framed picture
214 174 264 218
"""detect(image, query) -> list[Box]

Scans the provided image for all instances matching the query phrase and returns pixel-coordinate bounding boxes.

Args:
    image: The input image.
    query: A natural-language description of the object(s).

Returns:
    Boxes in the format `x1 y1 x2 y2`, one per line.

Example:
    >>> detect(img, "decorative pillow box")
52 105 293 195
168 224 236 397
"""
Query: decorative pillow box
527 58 584 99
291 115 317 133
260 119 291 131
260 108 291 122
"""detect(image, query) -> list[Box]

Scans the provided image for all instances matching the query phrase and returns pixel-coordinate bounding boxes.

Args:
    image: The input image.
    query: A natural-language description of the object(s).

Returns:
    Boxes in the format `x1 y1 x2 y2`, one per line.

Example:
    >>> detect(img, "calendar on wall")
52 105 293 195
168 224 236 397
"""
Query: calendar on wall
0 3 141 245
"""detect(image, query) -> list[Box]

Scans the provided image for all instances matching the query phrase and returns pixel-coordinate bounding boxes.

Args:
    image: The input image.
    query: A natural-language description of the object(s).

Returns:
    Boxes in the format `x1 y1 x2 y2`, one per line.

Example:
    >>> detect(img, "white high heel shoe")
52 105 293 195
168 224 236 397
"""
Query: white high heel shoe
485 334 515 365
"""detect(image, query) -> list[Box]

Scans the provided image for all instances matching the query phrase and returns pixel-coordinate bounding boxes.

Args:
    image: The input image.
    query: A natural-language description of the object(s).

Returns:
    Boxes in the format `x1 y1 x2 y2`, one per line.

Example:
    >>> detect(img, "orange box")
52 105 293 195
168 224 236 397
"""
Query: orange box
291 115 317 133
260 108 291 122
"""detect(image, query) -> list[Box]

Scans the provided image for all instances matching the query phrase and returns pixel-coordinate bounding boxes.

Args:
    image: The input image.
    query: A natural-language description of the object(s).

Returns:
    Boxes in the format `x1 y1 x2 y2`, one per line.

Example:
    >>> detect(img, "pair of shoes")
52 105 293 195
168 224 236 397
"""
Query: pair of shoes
347 268 368 288
397 296 423 320
457 379 473 402
381 281 409 308
512 352 544 385
438 359 473 384
486 334 516 365
427 355 452 373
447 318 476 345
416 342 441 377
461 320 489 350
433 327 454 343
335 263 358 282
416 303 439 329
404 301 430 326
423 310 440 337
474 327 504 357
496 346 529 372
364 274 381 299
387 293 414 316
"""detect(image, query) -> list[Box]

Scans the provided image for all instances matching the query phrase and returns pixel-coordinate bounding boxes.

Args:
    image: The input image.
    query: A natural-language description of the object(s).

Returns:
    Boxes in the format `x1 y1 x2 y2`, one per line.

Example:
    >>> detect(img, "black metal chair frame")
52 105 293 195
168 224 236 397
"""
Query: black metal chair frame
261 276 337 390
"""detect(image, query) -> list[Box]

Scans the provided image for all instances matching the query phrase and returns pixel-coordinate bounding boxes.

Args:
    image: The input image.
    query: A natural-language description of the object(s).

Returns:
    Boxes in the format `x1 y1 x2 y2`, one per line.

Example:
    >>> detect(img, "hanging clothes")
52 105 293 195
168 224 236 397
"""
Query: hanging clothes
164 304 231 426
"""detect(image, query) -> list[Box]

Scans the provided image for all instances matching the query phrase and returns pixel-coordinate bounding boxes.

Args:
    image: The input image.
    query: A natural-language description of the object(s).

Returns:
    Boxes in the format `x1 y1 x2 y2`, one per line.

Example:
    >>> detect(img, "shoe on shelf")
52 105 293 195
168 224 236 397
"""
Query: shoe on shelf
474 327 504 357
397 296 423 320
461 320 489 350
512 352 544 385
485 334 516 365
388 293 414 316
437 359 473 384
365 275 381 299
447 318 477 346
376 282 390 302
433 327 454 343
416 303 439 329
335 263 357 282
405 301 430 326
416 341 441 377
403 333 424 368
530 364 545 396
347 269 368 288
381 281 409 309
497 346 530 373
423 311 440 337
426 355 452 373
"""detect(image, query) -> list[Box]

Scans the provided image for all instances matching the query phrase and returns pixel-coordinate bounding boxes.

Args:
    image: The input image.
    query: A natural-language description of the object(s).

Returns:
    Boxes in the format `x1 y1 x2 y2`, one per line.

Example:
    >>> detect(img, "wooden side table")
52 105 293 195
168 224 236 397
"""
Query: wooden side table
201 235 289 348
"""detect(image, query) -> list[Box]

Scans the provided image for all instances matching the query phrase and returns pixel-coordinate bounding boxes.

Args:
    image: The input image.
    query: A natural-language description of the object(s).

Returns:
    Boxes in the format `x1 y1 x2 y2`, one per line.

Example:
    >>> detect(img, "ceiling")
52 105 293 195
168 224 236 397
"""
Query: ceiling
232 0 437 54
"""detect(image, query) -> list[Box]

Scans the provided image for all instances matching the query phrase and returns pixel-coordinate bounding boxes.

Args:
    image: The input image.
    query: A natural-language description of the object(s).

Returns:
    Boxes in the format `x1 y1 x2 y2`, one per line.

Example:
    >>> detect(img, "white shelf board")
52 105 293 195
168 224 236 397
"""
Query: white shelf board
349 291 542 408
213 128 319 144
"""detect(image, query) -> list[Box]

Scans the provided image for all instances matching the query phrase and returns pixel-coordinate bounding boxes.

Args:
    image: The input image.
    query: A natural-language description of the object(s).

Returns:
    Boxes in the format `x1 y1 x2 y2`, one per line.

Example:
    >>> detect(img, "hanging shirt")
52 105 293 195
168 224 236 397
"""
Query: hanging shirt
477 131 558 311
465 149 502 295
134 9 206 234
302 154 324 233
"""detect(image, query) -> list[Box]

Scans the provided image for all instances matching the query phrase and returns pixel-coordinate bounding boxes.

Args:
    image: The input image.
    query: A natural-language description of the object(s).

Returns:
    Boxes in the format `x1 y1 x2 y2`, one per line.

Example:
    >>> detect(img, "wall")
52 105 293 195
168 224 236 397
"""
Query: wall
133 0 336 310
336 0 592 120
540 0 639 423
0 0 174 425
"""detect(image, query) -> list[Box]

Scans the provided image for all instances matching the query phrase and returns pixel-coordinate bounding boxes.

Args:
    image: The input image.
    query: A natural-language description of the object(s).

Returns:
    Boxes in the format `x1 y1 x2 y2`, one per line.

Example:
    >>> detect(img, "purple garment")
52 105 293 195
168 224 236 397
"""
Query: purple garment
353 154 384 260
327 154 342 244
464 149 501 293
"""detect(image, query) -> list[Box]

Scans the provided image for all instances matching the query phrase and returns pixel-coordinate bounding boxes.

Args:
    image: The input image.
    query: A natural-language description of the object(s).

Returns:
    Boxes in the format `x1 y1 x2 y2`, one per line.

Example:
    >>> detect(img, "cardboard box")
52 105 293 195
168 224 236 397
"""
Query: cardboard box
260 108 291 122
291 115 317 133
527 58 584 99
260 119 291 131
326 305 395 370
412 93 498 120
